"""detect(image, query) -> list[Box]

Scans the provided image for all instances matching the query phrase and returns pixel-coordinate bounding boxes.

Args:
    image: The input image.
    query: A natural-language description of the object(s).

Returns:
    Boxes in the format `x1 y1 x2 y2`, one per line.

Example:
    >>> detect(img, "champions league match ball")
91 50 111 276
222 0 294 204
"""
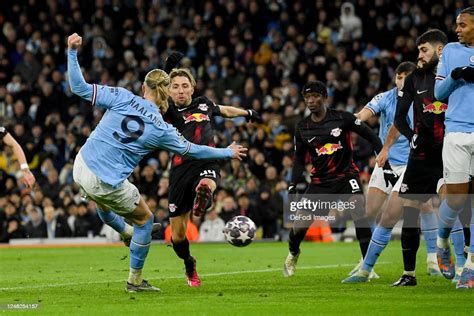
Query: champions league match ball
223 216 256 247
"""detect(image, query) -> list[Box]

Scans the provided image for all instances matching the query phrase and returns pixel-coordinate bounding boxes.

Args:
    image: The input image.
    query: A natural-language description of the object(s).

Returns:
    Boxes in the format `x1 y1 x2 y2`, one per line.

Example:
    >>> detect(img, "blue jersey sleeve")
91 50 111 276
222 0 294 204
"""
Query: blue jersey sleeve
364 92 385 115
68 49 134 110
435 44 457 100
153 122 233 159
92 85 134 110
67 49 93 101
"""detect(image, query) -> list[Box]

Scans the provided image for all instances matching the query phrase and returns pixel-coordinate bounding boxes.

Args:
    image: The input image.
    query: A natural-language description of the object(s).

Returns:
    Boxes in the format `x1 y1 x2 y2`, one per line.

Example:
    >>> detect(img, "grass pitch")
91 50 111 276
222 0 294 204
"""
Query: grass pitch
0 241 471 315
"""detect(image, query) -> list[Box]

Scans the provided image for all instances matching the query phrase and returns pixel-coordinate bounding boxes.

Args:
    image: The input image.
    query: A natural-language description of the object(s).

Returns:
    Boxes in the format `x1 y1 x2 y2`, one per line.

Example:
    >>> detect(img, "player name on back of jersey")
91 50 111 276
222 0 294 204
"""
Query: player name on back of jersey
129 96 162 126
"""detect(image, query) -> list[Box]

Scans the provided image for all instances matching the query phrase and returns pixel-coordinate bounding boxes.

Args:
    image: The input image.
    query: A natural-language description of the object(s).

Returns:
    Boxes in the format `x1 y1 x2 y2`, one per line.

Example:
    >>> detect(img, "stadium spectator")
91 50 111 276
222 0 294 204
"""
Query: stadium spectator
0 200 26 242
219 196 239 223
44 205 72 238
24 204 47 238
199 210 226 242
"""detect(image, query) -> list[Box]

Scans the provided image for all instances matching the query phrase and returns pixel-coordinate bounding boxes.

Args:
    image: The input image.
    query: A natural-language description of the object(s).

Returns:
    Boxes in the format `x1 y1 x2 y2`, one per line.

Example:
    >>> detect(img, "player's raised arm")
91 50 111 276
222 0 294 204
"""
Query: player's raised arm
67 33 93 101
67 33 137 111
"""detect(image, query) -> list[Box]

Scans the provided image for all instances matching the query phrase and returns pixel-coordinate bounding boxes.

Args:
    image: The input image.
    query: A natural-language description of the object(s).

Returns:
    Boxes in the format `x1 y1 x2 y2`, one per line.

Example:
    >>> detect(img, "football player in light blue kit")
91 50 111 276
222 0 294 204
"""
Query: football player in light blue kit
353 62 445 276
356 62 415 225
435 7 474 289
67 33 247 292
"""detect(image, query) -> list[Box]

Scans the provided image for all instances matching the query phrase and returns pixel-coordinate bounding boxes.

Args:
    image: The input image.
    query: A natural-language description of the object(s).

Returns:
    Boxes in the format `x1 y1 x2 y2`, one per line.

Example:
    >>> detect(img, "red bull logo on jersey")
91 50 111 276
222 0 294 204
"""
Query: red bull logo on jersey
316 142 343 156
184 113 210 124
423 101 448 115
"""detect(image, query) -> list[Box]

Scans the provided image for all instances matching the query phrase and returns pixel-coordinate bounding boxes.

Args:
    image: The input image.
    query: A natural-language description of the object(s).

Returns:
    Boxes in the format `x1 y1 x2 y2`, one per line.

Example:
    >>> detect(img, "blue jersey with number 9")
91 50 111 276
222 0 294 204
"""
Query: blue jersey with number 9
80 85 183 186
68 49 232 187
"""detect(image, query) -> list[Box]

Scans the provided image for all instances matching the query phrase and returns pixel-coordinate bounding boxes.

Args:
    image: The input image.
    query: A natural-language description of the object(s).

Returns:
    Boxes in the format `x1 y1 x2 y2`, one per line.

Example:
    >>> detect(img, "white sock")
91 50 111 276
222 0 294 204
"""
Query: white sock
128 268 142 285
465 253 474 269
404 270 416 277
427 252 437 263
358 269 370 277
436 237 450 249
121 224 134 238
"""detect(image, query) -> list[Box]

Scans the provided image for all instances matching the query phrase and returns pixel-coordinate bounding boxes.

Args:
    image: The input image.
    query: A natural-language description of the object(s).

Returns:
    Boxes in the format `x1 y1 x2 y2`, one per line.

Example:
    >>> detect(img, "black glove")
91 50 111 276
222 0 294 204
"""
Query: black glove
246 109 261 123
164 51 184 73
451 66 474 82
382 163 399 187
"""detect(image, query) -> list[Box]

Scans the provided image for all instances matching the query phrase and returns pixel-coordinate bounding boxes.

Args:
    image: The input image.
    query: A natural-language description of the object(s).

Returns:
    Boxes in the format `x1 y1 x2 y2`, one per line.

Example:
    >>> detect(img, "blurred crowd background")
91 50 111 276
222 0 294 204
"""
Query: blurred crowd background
0 0 469 242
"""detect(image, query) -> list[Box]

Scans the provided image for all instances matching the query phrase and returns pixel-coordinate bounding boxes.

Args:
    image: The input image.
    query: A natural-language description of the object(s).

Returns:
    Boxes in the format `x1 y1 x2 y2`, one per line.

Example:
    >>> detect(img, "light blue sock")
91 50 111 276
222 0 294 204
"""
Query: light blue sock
96 208 126 234
451 218 466 268
130 215 153 270
420 212 437 254
362 226 392 272
438 200 461 239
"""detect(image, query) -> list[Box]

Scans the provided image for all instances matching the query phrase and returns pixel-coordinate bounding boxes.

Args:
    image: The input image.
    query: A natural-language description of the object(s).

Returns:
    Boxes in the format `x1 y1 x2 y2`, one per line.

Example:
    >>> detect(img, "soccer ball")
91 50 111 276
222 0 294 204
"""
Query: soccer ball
223 216 256 247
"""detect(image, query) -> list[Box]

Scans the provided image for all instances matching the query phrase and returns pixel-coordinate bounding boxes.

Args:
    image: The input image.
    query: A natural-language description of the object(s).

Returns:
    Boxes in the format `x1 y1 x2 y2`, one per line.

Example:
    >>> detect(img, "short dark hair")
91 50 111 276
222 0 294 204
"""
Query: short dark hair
395 61 416 75
416 29 448 46
460 6 474 16
301 81 328 98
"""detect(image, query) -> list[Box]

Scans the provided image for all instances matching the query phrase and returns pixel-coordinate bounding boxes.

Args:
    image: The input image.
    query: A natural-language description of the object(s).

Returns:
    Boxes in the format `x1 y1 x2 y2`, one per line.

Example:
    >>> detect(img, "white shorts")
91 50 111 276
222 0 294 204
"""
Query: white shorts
73 152 140 215
368 164 406 194
442 132 474 184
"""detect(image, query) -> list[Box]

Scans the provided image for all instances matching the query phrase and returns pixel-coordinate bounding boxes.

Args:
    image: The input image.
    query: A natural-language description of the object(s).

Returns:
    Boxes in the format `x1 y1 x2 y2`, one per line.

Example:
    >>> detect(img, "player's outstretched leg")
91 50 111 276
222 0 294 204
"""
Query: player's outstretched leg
97 207 161 247
342 225 392 283
96 207 133 246
126 213 160 292
343 192 405 284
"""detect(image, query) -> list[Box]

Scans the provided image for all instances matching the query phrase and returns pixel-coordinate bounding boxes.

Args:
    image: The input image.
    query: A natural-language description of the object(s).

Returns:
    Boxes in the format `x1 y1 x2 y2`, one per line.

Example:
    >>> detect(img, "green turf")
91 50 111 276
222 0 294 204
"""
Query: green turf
0 241 471 315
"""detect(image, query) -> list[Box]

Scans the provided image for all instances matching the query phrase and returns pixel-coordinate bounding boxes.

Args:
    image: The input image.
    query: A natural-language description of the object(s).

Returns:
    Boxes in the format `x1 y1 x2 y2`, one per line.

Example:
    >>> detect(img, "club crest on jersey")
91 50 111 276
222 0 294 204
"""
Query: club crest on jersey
422 101 448 114
330 127 342 137
198 103 208 111
470 55 474 63
183 113 210 123
316 142 342 156
169 203 177 213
